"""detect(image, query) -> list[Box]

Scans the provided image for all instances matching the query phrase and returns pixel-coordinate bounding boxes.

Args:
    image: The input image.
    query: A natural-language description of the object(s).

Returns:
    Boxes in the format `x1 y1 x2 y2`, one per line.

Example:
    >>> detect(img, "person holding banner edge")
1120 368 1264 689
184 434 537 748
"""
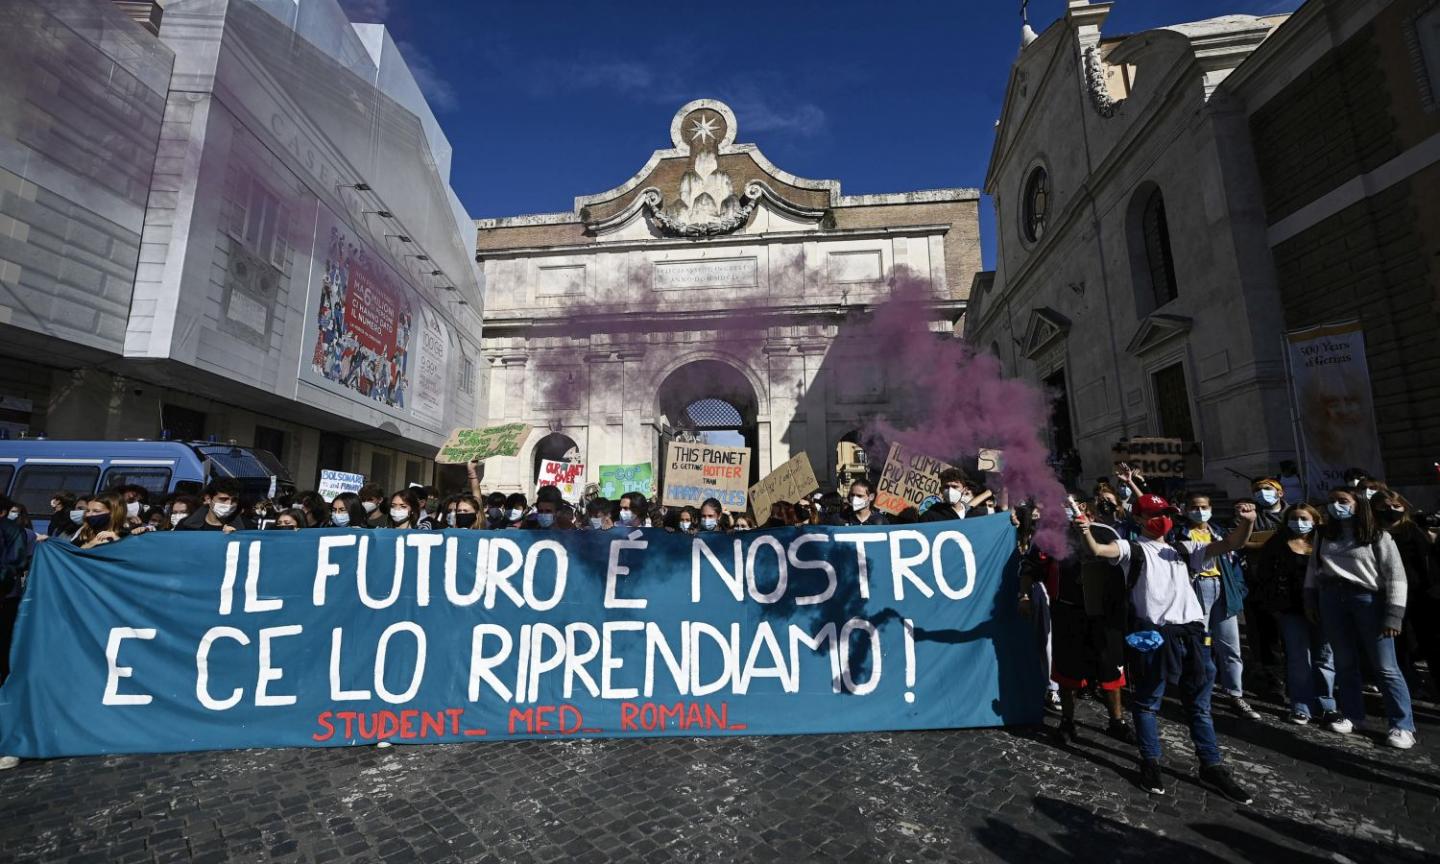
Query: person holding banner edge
1078 493 1258 803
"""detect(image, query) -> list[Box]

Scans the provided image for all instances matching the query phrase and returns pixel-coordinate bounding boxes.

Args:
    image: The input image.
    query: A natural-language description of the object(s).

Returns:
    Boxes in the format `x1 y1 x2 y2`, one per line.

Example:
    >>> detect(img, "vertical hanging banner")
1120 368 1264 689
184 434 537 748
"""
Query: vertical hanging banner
1285 321 1384 494
0 519 1038 757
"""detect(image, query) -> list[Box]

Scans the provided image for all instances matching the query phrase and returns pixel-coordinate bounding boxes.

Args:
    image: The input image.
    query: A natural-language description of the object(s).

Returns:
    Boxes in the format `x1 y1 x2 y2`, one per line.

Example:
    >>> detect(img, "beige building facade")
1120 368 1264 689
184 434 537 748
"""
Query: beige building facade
475 100 981 498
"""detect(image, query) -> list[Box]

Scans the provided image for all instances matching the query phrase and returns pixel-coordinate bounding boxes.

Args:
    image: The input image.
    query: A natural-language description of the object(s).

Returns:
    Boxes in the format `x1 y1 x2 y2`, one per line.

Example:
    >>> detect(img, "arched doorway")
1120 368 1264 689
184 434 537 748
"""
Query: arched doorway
655 359 761 490
531 432 581 490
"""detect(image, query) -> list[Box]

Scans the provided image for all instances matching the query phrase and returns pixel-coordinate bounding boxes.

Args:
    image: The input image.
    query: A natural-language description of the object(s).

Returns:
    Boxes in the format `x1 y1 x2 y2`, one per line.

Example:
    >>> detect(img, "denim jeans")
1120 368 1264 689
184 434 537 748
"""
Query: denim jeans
1193 576 1244 697
1032 581 1059 693
1128 625 1222 766
1277 611 1335 718
1318 585 1414 732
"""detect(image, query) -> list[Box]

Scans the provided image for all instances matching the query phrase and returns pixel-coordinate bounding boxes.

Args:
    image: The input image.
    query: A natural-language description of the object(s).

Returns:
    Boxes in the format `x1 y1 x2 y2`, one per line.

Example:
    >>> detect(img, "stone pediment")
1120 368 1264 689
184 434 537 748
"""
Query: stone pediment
1125 313 1192 355
577 99 837 237
1022 306 1071 359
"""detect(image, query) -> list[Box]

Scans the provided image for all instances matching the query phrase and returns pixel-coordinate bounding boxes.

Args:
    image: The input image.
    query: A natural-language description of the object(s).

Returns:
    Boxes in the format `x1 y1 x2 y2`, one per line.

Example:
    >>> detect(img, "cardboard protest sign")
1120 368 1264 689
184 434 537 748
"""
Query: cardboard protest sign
0 519 1038 757
1111 438 1202 480
317 469 365 502
748 452 819 521
876 443 957 515
598 463 654 500
662 441 750 512
536 460 585 503
977 449 1004 473
436 423 531 464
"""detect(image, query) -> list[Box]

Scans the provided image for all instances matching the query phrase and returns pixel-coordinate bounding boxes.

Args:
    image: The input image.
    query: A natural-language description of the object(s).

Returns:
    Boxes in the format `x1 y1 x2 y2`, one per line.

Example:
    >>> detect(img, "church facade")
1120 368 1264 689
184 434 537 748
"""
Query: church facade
474 99 981 498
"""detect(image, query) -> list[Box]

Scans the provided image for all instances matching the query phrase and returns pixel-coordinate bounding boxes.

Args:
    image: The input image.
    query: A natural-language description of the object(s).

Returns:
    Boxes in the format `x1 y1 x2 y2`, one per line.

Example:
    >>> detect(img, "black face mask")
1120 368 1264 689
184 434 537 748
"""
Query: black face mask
452 512 478 529
84 514 111 530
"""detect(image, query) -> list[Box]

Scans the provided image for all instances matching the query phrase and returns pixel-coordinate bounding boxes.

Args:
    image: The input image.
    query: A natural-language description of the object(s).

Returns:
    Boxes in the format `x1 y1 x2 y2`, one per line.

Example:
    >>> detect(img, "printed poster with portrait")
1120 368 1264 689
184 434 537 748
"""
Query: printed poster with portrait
301 207 447 429
1285 321 1384 496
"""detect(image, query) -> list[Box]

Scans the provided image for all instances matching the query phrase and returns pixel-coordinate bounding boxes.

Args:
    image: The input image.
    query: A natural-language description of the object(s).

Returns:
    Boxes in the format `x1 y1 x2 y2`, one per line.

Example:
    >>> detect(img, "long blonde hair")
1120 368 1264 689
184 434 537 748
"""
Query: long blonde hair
77 492 125 545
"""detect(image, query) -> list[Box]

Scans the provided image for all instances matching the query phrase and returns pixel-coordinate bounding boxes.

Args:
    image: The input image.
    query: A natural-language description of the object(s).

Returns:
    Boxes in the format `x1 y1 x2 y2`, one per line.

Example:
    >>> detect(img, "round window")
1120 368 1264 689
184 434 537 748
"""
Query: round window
1022 166 1048 243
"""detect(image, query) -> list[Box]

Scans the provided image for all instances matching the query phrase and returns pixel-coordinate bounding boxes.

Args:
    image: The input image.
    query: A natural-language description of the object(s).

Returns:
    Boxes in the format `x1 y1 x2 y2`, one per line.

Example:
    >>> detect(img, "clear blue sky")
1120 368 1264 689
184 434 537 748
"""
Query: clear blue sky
343 0 1299 268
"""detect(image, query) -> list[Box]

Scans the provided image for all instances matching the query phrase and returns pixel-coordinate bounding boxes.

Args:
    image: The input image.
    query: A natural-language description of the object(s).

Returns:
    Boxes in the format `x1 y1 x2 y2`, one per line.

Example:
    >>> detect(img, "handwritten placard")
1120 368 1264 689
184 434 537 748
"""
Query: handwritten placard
748 453 819 521
662 441 751 512
876 443 957 515
437 424 532 464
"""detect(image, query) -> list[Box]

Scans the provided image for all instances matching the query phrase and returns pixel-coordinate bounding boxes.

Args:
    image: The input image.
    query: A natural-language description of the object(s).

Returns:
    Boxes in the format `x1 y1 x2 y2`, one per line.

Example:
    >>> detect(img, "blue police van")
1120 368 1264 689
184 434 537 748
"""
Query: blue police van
0 439 294 514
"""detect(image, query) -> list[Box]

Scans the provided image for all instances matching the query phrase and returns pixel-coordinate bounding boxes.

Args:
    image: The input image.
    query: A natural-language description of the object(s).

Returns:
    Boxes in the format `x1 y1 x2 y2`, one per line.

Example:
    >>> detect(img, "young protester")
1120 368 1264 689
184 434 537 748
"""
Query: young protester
504 493 530 528
273 509 306 530
77 493 128 549
555 502 578 530
1372 490 1434 692
522 487 561 529
1304 488 1415 748
921 469 974 522
645 504 666 529
482 492 508 529
617 492 647 528
1173 492 1260 721
328 492 370 528
46 492 79 538
357 483 386 527
834 479 888 527
585 498 615 531
166 495 200 529
0 495 30 686
1252 503 1337 725
764 501 797 529
1020 498 1133 745
176 479 251 532
1243 478 1288 688
699 498 725 533
294 491 327 528
447 495 483 529
676 506 699 534
1079 493 1257 802
387 489 434 530
731 515 755 532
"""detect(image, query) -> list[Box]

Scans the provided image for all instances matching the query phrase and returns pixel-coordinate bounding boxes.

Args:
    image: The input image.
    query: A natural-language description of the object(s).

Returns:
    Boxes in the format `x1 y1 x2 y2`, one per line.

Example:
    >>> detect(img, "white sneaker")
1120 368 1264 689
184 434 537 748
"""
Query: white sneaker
0 755 19 771
1323 715 1354 735
1386 729 1416 750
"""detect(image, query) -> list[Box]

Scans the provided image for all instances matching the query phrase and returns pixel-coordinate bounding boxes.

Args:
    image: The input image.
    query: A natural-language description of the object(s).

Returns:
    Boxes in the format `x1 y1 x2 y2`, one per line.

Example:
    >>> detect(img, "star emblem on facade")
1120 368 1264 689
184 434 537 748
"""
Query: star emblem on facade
689 114 718 145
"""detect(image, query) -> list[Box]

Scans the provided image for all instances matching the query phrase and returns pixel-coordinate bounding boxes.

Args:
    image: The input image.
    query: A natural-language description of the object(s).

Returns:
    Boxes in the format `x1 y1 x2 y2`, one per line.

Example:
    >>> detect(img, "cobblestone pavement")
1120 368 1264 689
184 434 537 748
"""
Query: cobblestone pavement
1 688 1437 863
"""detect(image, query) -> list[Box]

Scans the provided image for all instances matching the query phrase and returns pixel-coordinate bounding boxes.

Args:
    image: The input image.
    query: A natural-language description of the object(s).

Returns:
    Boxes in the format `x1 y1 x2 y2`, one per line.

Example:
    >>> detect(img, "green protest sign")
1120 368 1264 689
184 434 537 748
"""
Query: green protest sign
599 463 654 499
436 423 532 464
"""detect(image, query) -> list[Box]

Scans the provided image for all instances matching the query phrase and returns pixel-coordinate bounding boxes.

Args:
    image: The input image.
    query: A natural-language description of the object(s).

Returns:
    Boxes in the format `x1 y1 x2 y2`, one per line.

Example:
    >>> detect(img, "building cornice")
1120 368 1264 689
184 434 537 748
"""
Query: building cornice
482 299 968 334
475 223 953 261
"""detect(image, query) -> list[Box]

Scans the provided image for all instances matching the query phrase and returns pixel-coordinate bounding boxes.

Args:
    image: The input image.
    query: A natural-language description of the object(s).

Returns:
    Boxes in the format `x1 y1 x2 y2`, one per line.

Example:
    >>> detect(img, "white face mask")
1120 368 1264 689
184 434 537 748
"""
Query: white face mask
6 510 17 521
69 508 85 523
945 487 967 505
507 508 524 522
1188 508 1212 523
332 511 351 527
211 501 236 519
702 517 718 531
851 496 870 512
169 512 185 526
534 512 555 528
1362 488 1376 500
617 509 635 524
362 501 378 514
588 517 605 530
643 518 653 528
680 521 694 532
390 507 410 523
126 501 141 518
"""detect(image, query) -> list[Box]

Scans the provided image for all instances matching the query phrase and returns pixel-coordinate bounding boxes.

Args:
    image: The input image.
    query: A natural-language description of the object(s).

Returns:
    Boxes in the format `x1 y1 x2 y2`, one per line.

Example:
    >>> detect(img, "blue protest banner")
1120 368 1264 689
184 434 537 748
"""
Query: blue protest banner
0 517 1040 757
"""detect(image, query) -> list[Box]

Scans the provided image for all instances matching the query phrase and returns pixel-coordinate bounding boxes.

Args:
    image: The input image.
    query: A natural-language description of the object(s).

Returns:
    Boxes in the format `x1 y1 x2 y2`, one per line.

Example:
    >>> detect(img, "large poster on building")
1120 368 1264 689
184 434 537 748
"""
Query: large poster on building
1286 321 1384 495
302 207 447 428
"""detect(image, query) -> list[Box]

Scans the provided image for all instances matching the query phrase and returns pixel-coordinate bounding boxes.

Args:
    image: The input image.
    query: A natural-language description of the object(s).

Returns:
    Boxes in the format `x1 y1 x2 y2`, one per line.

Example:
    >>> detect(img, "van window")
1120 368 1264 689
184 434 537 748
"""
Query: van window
0 465 13 497
101 467 173 500
12 464 101 513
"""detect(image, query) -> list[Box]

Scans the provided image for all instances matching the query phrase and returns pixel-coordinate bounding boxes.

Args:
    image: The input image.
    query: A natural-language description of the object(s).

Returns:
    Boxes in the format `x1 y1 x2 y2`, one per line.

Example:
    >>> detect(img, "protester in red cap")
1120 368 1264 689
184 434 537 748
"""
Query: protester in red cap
1078 492 1258 803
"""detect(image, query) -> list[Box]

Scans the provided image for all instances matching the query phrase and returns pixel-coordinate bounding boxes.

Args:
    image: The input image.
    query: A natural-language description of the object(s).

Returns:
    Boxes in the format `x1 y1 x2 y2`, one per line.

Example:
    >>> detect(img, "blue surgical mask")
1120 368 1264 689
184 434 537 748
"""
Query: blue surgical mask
331 512 351 527
1328 502 1354 521
1256 489 1278 506
535 512 555 528
1288 519 1314 535
1119 485 1132 499
1188 509 1212 523
702 517 718 531
588 517 604 530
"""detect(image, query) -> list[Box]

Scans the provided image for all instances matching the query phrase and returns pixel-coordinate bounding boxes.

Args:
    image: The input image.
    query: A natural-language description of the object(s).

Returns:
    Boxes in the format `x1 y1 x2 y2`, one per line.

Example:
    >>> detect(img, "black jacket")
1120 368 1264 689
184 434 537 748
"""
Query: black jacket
920 504 966 523
831 510 889 527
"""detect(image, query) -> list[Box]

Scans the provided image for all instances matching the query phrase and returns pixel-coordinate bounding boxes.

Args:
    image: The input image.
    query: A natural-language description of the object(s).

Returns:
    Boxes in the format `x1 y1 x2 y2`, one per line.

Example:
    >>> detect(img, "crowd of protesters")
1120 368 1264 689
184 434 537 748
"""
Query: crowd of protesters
1017 463 1437 803
0 456 1434 794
